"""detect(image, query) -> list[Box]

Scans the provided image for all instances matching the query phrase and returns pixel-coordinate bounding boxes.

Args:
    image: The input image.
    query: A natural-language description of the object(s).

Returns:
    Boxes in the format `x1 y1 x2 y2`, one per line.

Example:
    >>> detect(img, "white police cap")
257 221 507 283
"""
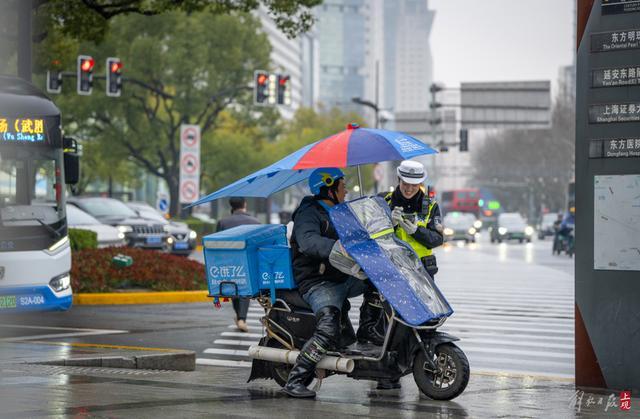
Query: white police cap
396 160 427 184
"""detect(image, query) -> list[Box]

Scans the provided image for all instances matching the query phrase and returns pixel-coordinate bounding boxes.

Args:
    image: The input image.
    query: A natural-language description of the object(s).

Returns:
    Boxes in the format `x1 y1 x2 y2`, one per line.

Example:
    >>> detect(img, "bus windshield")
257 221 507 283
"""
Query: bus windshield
0 145 66 249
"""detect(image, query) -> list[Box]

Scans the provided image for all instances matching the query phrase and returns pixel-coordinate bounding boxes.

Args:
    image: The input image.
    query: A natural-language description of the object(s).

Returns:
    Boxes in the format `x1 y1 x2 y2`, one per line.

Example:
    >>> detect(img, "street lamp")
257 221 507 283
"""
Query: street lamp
351 97 380 129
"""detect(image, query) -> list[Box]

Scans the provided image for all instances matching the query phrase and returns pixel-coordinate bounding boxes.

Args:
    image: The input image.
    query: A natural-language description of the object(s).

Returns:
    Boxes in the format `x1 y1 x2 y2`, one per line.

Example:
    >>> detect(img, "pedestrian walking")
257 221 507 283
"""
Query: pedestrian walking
216 197 260 332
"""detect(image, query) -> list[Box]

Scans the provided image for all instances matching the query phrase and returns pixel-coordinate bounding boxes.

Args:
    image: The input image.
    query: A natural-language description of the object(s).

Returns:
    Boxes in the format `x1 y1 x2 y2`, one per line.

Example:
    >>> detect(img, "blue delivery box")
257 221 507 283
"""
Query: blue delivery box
258 245 296 291
203 224 290 297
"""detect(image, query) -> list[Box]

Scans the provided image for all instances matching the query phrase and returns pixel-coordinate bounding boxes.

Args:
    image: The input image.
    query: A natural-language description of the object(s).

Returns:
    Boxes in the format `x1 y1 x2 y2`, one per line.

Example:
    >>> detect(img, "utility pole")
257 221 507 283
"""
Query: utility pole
17 0 32 82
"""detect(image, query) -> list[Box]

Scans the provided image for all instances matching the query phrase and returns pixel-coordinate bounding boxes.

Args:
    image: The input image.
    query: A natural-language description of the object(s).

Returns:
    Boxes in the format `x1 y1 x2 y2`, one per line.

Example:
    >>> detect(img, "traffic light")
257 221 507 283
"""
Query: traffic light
77 55 94 95
46 70 62 94
106 57 123 97
277 74 291 106
459 129 469 152
254 70 270 105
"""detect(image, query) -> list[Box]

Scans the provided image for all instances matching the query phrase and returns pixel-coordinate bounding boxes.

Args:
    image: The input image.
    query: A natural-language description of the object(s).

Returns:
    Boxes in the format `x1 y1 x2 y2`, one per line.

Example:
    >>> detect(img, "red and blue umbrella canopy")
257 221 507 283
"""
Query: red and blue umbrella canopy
191 124 437 206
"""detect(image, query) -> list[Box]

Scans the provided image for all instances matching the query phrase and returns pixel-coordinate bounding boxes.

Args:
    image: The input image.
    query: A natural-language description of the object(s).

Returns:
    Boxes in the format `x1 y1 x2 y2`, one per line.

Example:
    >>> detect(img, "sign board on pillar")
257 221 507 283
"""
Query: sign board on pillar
575 0 640 390
179 125 200 204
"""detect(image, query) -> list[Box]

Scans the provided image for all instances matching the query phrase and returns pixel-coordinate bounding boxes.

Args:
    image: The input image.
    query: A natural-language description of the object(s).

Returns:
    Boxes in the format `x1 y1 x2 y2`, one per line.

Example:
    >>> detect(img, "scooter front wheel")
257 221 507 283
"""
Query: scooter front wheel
413 343 470 401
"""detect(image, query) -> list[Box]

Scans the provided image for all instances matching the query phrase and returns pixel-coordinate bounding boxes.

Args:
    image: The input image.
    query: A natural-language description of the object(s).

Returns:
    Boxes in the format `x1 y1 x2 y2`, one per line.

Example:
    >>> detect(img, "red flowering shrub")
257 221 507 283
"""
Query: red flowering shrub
71 247 207 293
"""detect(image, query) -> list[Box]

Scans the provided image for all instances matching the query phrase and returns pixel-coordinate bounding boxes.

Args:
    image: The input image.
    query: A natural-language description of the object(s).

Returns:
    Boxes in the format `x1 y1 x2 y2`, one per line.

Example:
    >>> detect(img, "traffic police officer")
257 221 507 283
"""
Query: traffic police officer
384 160 444 278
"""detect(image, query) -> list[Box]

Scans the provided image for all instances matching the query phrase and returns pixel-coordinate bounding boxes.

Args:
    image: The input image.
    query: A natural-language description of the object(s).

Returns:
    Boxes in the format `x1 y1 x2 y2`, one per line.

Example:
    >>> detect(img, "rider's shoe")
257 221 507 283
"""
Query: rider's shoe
376 378 402 390
283 307 341 398
282 360 317 398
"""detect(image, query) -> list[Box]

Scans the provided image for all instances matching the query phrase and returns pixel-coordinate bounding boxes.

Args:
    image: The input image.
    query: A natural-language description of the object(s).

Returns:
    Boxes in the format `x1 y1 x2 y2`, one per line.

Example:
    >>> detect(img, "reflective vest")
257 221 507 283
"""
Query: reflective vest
384 192 436 258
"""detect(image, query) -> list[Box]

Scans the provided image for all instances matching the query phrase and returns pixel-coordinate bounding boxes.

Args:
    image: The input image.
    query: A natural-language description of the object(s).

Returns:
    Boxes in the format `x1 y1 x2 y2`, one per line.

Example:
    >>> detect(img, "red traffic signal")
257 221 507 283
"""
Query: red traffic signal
106 57 123 97
80 58 94 72
276 74 291 106
77 55 94 95
254 71 270 105
110 61 123 74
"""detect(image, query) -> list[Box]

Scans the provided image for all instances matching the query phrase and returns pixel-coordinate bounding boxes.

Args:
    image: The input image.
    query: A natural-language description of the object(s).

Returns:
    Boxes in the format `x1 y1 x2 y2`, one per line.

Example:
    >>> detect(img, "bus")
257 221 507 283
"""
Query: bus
440 188 481 216
0 76 79 311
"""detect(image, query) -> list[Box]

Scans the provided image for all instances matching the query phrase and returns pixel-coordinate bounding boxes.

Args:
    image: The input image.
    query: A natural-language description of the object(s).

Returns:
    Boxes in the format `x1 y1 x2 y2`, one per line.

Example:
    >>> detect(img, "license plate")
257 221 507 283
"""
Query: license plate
0 294 45 309
174 242 189 250
147 236 162 244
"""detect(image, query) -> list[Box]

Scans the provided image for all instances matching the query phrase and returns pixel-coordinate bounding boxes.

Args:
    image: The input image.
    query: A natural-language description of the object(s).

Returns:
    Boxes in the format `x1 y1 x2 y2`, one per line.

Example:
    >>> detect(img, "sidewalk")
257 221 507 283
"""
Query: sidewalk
0 341 634 417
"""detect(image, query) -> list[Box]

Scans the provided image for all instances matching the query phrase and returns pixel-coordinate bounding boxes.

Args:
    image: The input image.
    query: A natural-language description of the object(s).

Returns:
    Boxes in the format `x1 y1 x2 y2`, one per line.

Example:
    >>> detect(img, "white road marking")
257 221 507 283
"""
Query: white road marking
0 324 128 342
196 358 252 368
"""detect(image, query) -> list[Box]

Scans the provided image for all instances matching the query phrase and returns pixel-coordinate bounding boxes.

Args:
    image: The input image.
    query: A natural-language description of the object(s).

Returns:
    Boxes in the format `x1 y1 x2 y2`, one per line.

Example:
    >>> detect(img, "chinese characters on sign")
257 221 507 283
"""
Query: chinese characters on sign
602 0 640 15
593 65 640 88
0 117 46 142
590 138 640 159
591 29 640 52
589 103 640 123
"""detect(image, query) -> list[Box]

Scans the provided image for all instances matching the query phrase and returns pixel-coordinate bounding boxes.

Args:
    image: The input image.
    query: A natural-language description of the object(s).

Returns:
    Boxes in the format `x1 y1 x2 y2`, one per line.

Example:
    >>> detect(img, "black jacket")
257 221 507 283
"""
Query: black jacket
383 188 443 250
290 196 347 296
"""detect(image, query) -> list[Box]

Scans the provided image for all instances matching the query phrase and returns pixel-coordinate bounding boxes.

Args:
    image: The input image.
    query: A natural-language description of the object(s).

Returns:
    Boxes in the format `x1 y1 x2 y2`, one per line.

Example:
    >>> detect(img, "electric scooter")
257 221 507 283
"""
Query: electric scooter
247 286 470 401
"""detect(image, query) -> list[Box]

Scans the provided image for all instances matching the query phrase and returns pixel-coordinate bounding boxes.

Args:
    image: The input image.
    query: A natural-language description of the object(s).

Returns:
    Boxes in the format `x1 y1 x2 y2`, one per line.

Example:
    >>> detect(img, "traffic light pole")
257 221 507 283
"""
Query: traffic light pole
17 0 32 82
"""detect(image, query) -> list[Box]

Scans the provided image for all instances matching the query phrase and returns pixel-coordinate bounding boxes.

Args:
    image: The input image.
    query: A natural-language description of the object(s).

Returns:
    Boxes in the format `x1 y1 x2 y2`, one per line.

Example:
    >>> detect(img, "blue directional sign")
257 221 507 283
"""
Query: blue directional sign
158 198 168 213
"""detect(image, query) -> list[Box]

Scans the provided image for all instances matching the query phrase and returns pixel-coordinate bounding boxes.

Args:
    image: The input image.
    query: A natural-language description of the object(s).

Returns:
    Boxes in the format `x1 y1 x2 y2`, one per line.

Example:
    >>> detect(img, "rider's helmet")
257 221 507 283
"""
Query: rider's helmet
308 168 345 195
397 160 427 184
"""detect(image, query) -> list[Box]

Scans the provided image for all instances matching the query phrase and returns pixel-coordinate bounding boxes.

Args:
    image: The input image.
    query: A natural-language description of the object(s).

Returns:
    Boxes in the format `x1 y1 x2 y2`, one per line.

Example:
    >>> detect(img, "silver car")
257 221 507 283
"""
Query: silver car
125 202 197 256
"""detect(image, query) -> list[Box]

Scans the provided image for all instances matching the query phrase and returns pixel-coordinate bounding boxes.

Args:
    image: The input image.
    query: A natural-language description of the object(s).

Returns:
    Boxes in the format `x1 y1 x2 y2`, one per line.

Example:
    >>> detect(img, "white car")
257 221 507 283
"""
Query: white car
66 205 126 248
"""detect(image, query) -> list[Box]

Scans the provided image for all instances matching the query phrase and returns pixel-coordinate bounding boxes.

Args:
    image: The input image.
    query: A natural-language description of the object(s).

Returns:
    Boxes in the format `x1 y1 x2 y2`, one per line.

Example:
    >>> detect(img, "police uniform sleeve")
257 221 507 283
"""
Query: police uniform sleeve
410 202 443 249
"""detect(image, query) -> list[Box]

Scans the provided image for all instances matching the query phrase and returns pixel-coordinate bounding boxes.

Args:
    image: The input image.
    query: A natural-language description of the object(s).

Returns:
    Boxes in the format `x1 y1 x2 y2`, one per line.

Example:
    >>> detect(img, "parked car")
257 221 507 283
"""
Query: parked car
125 202 197 256
442 212 478 243
537 213 560 240
66 204 127 248
68 197 171 250
490 212 534 243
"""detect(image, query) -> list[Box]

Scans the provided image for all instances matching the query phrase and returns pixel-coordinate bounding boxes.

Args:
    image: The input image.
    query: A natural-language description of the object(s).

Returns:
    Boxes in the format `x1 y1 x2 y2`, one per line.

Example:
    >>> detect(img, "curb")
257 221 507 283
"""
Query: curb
33 351 196 371
26 341 196 371
73 290 211 305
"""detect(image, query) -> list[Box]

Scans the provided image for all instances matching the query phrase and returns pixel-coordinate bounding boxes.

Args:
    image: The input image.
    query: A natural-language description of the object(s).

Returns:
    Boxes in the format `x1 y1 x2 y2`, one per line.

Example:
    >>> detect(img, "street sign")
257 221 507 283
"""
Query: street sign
179 124 200 204
590 28 640 52
592 65 640 88
460 81 551 129
602 0 640 15
157 194 169 215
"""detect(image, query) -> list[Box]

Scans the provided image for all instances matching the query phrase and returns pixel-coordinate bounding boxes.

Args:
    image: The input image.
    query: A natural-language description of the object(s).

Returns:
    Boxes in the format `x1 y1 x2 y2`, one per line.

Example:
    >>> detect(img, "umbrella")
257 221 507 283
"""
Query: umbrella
190 123 437 206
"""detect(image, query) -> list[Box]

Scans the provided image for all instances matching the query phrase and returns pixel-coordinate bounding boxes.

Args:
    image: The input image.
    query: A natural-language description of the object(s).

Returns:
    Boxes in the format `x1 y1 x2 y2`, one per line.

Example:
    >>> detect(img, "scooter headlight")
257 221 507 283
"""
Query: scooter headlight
498 227 508 235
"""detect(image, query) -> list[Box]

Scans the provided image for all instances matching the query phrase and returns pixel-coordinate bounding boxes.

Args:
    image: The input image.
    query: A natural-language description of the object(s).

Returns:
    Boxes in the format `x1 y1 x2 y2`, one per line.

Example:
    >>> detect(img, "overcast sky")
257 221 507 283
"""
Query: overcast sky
429 0 575 90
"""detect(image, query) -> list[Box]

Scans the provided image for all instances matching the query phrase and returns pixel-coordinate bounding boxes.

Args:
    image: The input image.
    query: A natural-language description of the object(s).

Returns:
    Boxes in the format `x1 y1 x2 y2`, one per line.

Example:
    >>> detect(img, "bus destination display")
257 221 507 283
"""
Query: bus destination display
0 117 47 143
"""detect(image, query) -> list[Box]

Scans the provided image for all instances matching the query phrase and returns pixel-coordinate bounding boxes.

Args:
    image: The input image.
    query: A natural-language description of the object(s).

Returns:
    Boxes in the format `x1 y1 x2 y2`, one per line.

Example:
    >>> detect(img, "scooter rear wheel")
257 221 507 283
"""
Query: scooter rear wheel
413 343 470 401
267 340 314 388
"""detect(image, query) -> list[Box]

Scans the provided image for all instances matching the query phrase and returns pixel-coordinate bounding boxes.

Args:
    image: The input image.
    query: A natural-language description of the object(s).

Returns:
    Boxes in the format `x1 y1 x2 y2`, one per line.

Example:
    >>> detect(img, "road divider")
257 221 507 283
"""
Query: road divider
73 290 212 305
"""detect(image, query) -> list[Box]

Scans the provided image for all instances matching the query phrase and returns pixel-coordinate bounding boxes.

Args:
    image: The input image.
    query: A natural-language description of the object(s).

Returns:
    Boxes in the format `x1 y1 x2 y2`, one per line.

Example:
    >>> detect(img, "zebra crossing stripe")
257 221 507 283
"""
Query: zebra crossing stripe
196 358 252 367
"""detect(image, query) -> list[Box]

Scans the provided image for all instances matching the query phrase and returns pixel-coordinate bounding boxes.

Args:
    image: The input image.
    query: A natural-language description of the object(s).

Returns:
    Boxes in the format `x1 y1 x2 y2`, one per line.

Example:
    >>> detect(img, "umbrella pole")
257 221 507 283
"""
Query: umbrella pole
356 165 364 197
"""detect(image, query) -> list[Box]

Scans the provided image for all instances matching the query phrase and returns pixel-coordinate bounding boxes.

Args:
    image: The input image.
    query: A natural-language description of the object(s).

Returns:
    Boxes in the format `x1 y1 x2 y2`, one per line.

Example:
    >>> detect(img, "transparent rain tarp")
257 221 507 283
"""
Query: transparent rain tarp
330 196 452 326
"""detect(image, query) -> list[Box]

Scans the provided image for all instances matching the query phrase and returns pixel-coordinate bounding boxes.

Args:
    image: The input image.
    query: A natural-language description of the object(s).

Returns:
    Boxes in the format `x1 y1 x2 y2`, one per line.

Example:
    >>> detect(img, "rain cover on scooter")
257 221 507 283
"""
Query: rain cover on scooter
329 196 453 326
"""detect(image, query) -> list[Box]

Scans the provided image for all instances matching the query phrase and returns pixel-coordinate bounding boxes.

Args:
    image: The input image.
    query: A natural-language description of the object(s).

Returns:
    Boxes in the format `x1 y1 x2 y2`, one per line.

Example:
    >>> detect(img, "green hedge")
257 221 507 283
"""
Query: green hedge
181 217 216 241
69 228 98 251
71 247 206 292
